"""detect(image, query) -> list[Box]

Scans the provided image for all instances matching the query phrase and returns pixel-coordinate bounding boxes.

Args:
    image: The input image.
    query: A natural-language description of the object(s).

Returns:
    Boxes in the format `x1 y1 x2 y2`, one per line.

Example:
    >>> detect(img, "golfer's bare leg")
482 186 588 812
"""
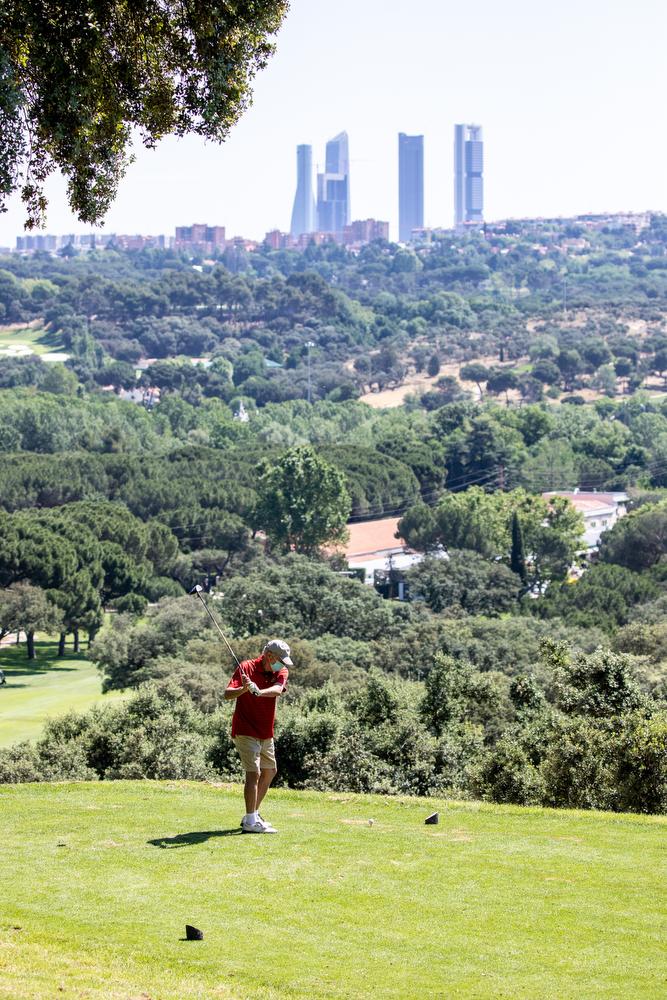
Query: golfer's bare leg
256 767 277 811
244 771 260 814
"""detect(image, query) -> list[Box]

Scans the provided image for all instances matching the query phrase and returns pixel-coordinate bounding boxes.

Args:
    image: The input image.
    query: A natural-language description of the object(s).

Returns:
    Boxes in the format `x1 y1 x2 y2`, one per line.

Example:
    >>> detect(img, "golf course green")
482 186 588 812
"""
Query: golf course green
0 321 66 358
0 782 664 999
0 641 126 747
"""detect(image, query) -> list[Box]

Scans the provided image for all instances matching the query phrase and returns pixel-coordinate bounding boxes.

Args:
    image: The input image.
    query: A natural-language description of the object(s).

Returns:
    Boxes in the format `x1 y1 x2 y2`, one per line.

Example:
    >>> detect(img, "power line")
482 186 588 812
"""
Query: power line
148 456 667 541
347 467 508 523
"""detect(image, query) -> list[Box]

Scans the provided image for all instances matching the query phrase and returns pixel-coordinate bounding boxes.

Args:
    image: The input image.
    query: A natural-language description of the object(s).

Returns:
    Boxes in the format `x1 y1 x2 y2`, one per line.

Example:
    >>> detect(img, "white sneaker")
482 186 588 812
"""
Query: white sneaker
258 815 277 833
242 817 277 834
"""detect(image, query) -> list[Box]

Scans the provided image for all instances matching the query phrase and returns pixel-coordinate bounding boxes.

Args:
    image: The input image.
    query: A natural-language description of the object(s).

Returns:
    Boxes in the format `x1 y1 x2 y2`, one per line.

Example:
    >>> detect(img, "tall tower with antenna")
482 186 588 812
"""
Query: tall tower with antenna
454 124 483 228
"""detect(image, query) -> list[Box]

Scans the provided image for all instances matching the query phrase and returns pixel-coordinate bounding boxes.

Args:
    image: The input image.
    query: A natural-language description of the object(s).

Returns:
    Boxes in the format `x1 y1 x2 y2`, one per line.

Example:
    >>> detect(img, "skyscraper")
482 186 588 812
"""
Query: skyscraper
290 144 316 237
317 131 350 234
454 124 483 227
398 133 424 242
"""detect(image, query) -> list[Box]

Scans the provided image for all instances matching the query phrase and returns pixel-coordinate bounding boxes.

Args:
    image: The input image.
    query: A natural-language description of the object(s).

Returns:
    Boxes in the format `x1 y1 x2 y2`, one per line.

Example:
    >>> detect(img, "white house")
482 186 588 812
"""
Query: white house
542 490 629 553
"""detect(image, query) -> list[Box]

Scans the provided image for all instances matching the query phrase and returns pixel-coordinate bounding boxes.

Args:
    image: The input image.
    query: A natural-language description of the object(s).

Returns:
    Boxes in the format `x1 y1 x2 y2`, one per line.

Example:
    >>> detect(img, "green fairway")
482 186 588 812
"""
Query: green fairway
0 783 664 999
0 642 125 747
0 321 66 358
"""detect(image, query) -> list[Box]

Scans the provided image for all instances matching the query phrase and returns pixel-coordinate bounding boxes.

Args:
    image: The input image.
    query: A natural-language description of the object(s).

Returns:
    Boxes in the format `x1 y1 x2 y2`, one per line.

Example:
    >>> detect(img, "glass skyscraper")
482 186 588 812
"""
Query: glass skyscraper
398 133 424 242
290 144 316 237
317 131 350 234
454 124 483 227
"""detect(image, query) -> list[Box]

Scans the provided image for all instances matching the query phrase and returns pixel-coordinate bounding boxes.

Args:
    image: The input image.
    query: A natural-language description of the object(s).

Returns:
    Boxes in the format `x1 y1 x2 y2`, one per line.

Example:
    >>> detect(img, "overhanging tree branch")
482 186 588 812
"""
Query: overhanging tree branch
0 0 289 227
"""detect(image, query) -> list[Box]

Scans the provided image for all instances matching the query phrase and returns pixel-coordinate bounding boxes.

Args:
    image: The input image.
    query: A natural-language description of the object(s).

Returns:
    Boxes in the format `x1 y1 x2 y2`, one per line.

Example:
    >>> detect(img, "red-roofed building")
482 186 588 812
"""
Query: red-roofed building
336 516 442 599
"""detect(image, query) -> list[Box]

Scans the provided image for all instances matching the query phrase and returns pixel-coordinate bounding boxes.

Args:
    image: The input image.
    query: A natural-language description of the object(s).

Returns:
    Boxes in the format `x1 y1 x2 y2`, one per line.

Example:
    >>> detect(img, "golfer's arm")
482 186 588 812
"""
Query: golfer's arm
224 686 245 701
256 685 286 698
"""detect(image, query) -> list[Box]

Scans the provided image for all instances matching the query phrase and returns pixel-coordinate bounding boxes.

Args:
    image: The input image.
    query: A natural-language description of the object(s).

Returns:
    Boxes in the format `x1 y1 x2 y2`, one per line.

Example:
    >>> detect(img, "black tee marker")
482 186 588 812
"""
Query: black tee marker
425 812 439 825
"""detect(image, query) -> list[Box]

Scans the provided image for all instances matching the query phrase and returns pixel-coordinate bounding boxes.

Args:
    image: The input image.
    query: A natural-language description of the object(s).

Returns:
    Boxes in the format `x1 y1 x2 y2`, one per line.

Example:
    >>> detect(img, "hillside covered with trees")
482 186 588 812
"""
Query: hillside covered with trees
1 215 666 813
1 212 667 408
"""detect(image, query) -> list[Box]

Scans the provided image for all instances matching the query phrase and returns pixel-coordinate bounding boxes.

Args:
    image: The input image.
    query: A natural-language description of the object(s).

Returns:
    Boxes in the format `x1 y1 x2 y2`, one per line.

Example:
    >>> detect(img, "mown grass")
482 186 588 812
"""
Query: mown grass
0 782 664 999
0 641 126 747
0 322 65 356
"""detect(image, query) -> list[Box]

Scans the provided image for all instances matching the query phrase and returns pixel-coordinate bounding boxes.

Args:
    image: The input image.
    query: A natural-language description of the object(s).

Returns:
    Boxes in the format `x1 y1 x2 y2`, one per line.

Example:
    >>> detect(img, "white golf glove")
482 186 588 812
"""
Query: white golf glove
246 680 260 696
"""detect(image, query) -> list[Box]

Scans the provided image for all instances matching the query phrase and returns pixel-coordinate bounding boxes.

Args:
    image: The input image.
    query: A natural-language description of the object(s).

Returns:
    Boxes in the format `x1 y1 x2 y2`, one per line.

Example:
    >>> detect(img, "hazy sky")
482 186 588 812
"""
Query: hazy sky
1 0 665 246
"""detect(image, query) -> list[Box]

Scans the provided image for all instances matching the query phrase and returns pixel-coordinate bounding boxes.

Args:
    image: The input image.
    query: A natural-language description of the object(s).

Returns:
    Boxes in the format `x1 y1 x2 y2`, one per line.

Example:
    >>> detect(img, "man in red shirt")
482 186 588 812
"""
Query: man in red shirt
224 638 292 834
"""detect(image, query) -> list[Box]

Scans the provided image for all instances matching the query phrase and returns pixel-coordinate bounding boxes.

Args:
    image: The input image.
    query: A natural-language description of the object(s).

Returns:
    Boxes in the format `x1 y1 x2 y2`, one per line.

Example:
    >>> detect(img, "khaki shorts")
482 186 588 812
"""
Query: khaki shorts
233 735 277 773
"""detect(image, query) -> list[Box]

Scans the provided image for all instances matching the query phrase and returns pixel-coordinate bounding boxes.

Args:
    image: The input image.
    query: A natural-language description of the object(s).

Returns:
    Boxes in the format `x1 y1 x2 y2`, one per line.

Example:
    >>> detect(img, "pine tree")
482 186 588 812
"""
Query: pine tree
510 511 528 585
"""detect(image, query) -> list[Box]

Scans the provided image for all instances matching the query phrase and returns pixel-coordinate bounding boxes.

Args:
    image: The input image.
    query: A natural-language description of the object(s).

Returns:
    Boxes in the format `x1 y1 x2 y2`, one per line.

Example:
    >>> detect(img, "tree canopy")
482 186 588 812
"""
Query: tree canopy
254 445 351 554
1 0 289 225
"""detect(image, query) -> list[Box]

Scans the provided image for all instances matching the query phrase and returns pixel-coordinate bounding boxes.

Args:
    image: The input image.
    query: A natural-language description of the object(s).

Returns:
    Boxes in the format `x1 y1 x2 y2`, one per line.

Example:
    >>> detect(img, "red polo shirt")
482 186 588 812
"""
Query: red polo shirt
229 656 289 740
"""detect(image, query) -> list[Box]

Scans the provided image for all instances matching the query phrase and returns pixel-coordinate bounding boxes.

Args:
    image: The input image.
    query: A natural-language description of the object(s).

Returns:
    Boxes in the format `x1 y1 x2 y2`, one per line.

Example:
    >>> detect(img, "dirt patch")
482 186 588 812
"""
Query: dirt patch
360 376 433 409
0 319 42 333
359 356 503 409
626 318 649 337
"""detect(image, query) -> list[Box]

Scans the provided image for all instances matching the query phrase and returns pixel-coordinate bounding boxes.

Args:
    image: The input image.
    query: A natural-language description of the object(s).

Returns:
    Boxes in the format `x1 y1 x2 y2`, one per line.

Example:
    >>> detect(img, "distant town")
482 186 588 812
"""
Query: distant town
6 123 655 258
9 210 654 259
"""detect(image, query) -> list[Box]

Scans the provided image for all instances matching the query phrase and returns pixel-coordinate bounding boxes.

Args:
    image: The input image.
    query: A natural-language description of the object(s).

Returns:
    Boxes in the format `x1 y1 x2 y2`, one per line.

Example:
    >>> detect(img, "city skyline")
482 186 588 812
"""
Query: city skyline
0 0 663 246
8 120 484 250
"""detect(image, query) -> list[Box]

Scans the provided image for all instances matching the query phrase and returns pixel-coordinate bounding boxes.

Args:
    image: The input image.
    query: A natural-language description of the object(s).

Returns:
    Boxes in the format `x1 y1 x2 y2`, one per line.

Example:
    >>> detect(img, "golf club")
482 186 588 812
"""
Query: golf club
189 585 257 693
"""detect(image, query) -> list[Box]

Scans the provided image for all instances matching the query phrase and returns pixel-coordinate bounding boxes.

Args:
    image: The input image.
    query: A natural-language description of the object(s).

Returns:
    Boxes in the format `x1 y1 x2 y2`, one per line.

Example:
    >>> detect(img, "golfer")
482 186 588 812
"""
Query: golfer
224 639 292 834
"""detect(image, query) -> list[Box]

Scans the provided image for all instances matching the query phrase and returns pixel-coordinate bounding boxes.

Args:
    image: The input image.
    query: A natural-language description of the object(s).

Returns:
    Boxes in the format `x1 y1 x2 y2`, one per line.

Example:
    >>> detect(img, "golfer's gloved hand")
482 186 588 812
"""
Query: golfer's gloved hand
246 681 260 696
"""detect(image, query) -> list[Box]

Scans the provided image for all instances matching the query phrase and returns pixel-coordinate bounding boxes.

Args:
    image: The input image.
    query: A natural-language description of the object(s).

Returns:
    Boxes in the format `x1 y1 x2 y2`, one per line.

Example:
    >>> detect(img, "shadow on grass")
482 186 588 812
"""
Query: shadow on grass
148 829 243 848
0 642 88 677
2 665 80 678
36 328 66 349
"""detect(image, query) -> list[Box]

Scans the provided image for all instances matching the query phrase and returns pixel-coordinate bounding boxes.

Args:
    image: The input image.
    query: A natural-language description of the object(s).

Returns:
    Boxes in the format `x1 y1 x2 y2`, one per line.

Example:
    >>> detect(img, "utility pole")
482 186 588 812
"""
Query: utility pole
306 340 315 403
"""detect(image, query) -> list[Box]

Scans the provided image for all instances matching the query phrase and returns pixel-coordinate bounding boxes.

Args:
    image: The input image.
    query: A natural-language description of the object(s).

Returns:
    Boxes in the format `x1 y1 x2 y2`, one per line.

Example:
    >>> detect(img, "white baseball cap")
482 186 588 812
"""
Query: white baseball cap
263 639 293 666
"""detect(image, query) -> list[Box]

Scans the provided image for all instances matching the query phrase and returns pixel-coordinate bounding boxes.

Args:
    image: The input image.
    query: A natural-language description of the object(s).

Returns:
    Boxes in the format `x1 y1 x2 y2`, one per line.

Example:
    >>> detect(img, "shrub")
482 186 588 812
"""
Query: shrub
473 734 544 806
433 723 485 796
114 593 149 616
275 708 342 788
369 717 439 796
420 653 474 735
304 722 394 794
104 718 212 780
614 711 667 814
539 717 616 811
0 742 44 783
352 669 402 728
143 576 186 601
207 711 241 779
555 647 645 718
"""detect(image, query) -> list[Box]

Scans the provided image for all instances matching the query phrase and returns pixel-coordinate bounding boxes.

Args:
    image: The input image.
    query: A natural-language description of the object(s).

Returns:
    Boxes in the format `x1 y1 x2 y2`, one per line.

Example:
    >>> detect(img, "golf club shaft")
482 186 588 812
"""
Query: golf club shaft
192 589 248 680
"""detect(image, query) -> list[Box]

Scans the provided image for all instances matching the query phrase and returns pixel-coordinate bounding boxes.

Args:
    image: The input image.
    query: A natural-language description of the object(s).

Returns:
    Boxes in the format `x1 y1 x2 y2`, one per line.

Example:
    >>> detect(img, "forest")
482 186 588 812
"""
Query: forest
1 214 666 813
0 212 666 408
